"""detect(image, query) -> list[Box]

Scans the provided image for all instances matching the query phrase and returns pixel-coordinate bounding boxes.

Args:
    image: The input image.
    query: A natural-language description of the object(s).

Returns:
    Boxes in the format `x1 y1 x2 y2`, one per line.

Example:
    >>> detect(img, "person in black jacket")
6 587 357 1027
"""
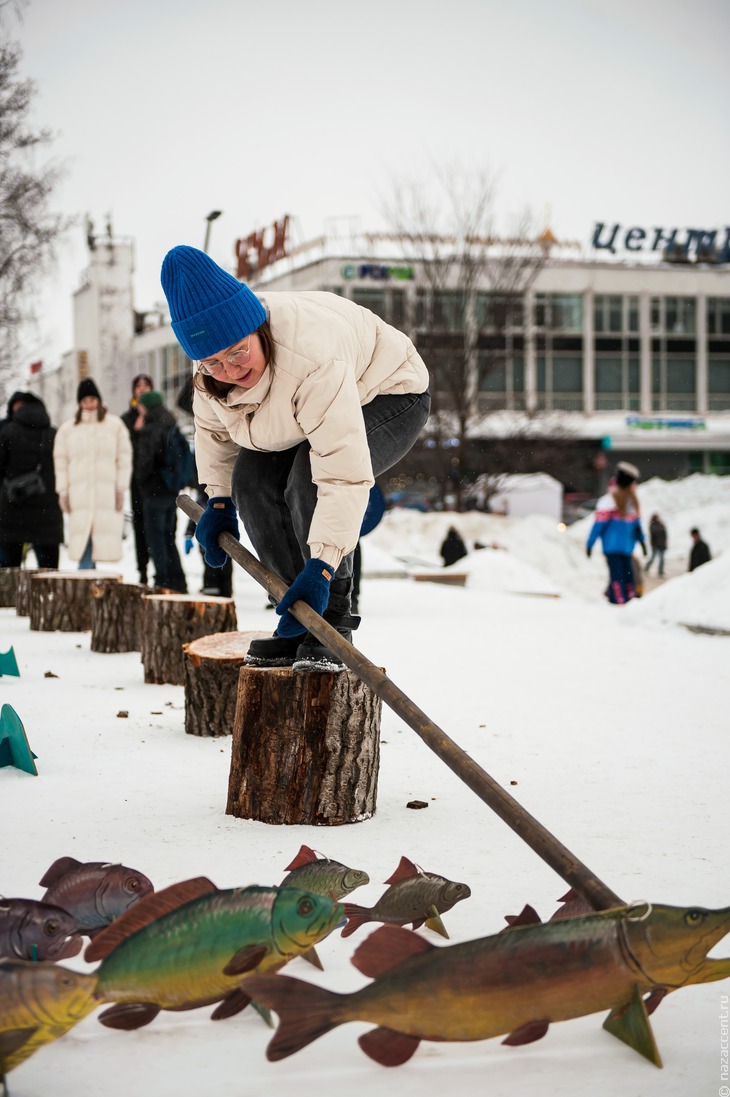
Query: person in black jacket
689 528 711 572
121 373 153 584
440 525 468 567
135 390 187 592
0 392 63 567
176 376 232 597
646 513 668 578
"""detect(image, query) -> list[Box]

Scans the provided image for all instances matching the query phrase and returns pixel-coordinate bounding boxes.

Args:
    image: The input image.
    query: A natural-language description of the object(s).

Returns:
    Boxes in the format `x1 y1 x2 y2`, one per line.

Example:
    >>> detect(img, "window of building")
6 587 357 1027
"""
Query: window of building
536 353 583 409
352 288 387 319
708 358 730 409
594 353 640 411
535 294 583 332
475 293 524 329
707 298 730 336
476 354 525 410
652 354 697 411
594 295 639 333
651 296 696 334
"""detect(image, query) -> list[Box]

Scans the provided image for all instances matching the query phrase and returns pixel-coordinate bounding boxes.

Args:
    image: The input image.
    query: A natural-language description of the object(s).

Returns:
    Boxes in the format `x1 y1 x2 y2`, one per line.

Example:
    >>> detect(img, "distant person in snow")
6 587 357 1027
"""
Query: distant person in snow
440 526 468 567
645 513 668 578
586 461 646 604
688 528 711 572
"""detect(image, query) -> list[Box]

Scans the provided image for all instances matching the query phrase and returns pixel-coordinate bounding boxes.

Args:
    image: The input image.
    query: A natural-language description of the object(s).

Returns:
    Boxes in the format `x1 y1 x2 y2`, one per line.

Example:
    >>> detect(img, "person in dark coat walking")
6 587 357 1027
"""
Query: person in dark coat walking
135 390 187 592
689 528 711 572
0 392 63 567
646 513 668 578
177 376 232 597
440 525 468 567
121 373 153 584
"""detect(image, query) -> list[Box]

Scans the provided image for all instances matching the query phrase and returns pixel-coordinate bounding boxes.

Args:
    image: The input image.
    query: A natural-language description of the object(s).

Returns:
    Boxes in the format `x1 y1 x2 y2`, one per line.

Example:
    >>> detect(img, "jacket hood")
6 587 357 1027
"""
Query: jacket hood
5 390 41 419
11 399 50 430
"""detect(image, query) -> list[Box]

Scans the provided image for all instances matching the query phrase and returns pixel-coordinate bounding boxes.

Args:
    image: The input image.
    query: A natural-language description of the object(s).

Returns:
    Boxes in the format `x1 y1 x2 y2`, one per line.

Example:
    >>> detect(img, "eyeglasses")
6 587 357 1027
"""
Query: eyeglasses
199 337 251 376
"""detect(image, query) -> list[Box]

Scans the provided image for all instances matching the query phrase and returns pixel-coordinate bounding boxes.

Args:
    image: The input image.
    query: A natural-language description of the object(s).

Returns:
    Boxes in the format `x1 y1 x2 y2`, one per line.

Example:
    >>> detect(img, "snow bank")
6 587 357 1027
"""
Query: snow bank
622 552 730 634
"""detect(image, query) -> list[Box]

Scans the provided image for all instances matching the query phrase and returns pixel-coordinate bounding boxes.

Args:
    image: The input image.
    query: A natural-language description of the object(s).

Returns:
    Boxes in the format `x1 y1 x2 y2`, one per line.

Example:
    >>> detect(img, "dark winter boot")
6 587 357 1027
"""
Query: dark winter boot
244 631 302 667
292 613 360 673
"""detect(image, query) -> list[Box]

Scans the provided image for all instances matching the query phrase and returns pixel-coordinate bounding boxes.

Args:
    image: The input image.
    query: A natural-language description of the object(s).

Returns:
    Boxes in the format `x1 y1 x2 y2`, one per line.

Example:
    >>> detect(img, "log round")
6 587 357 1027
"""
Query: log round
141 593 238 685
90 582 151 653
227 666 381 826
182 630 269 737
0 567 21 608
15 568 55 617
29 572 121 632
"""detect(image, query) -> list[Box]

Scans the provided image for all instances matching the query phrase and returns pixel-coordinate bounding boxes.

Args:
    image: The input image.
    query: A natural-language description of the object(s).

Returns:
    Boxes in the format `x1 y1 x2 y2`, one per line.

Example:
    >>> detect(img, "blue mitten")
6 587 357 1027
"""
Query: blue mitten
275 558 335 637
195 497 239 568
184 537 194 555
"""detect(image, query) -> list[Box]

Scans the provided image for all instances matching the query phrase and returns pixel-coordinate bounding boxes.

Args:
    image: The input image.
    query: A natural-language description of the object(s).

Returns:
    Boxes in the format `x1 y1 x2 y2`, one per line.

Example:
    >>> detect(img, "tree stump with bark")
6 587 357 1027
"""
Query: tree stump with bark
90 582 152 653
227 667 381 826
29 572 122 632
141 593 238 686
15 568 54 617
0 568 21 608
182 630 269 737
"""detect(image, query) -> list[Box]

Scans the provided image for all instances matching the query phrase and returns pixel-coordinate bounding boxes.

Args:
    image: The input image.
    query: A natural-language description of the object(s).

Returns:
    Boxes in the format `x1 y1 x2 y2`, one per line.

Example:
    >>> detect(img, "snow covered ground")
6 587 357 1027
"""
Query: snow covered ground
1 474 728 1096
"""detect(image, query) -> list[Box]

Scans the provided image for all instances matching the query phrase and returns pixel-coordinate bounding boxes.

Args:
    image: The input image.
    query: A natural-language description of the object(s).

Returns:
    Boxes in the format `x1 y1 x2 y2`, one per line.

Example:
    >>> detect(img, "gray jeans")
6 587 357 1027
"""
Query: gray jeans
231 390 430 618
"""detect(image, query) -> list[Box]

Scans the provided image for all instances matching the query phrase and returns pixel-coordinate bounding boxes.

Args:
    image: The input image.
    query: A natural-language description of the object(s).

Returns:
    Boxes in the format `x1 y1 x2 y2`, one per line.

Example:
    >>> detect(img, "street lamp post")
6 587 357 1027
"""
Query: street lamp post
203 210 222 254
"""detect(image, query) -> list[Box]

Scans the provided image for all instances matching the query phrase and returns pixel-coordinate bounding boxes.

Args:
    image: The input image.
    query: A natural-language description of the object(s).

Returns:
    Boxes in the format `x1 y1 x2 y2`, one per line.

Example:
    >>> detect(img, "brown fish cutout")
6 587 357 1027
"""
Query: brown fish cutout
342 856 470 939
39 857 154 937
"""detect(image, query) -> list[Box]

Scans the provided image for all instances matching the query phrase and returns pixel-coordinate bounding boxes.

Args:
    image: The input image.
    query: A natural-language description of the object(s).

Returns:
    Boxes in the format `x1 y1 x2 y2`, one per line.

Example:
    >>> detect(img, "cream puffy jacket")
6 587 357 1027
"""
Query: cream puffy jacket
193 291 429 569
53 411 132 562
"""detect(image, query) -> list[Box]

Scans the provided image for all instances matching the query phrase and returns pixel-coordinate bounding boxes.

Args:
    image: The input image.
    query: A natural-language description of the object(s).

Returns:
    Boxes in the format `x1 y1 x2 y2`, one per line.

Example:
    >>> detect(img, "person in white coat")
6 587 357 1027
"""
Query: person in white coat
53 378 132 568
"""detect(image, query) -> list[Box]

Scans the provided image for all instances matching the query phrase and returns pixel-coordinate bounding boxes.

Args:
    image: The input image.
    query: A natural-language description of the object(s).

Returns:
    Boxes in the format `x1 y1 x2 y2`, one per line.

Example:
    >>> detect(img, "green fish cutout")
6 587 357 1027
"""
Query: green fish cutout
88 877 343 1030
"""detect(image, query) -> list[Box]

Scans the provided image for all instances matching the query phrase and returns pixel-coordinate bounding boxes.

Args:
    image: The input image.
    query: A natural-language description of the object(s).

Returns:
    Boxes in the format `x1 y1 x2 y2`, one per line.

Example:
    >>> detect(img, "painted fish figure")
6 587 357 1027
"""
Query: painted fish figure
0 960 98 1079
280 845 370 901
246 901 730 1068
0 899 82 962
39 857 154 937
88 877 343 1030
342 856 471 938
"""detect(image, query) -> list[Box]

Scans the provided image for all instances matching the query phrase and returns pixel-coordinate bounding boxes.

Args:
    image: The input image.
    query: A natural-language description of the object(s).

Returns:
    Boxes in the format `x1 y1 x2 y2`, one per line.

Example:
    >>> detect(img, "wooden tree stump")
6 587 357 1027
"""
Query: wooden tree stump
227 667 381 826
0 568 21 608
182 630 269 737
29 572 122 632
90 582 151 653
15 568 54 617
141 594 237 685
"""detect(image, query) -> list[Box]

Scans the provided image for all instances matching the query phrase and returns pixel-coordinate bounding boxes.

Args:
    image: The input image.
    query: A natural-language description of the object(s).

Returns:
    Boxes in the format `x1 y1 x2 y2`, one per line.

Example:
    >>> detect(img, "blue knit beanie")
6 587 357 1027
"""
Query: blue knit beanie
160 246 267 360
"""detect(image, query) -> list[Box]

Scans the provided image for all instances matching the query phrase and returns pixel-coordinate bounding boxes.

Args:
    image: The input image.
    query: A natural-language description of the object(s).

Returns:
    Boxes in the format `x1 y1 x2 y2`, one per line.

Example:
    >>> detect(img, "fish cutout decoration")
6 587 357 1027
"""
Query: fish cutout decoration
245 900 730 1068
281 845 370 901
342 856 470 938
0 706 37 776
0 960 98 1084
39 857 154 937
87 878 343 1029
0 900 82 963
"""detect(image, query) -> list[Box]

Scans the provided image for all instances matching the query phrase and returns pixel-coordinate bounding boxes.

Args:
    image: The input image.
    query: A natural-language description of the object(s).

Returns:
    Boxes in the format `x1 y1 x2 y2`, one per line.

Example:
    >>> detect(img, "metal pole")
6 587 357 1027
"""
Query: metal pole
177 493 624 911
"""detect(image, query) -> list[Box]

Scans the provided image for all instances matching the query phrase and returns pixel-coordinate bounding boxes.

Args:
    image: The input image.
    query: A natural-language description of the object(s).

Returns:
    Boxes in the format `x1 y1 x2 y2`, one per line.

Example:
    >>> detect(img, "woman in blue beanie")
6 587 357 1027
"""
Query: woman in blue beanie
161 245 430 671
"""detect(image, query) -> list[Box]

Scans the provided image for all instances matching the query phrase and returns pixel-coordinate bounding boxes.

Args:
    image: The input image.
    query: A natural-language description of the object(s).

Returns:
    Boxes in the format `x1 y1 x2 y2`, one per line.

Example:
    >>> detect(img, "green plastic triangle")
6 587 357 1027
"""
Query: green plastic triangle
0 647 19 677
0 704 38 775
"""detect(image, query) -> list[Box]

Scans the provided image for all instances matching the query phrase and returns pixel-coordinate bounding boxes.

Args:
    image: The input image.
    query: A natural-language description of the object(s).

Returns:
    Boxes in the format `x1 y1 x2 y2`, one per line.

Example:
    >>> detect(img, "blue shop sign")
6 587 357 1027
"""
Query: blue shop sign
342 264 414 281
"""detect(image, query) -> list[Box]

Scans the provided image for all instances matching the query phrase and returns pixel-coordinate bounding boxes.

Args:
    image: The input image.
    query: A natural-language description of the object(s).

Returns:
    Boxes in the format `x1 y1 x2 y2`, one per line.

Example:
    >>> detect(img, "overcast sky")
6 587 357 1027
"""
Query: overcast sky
12 0 730 372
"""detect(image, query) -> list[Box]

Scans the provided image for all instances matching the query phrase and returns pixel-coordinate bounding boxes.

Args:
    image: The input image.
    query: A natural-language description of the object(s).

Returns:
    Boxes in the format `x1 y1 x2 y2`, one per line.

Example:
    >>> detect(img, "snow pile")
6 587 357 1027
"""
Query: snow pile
368 474 729 620
622 552 730 633
463 548 562 597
